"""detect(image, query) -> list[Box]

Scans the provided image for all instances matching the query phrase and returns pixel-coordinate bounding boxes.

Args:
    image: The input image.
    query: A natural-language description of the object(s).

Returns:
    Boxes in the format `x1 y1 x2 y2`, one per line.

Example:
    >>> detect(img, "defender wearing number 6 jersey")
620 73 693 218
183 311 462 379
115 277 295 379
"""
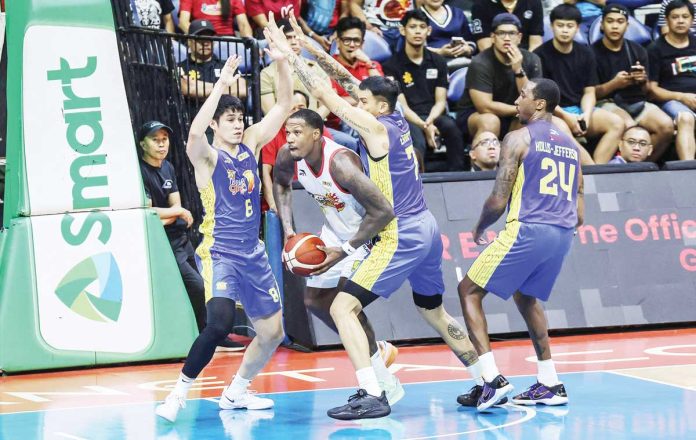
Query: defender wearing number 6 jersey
458 78 585 412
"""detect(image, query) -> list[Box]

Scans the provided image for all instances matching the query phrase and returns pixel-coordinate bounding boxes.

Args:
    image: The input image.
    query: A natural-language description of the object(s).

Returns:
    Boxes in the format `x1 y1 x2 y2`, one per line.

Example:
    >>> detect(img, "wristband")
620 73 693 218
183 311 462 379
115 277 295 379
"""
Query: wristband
308 31 315 38
341 241 357 256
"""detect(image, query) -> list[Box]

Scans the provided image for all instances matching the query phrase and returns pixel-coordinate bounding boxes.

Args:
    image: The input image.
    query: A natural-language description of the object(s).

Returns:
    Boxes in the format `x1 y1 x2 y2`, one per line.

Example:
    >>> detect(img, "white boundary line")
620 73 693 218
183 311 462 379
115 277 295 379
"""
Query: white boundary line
1 363 695 416
608 370 696 391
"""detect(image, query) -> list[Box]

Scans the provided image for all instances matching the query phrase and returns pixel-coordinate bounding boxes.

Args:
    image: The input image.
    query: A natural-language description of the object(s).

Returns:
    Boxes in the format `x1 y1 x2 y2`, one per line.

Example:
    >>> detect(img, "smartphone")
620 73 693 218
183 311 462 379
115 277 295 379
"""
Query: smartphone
451 36 465 46
630 64 643 73
578 119 587 131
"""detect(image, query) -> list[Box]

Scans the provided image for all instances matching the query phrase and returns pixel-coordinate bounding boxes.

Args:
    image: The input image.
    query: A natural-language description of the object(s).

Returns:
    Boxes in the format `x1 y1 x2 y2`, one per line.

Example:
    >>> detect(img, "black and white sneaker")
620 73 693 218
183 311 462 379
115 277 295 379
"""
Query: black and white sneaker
327 389 391 420
476 375 514 411
457 384 508 407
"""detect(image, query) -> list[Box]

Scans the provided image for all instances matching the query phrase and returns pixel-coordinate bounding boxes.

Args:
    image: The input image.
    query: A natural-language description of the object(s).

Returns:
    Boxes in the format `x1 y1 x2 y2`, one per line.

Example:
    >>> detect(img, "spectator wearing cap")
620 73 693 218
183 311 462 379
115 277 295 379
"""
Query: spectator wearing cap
454 13 543 143
657 0 696 36
178 19 247 116
132 0 176 32
384 9 467 171
647 0 696 160
138 121 245 351
470 0 544 52
469 131 500 171
138 121 206 333
593 4 674 161
609 125 654 163
179 0 253 37
535 4 624 163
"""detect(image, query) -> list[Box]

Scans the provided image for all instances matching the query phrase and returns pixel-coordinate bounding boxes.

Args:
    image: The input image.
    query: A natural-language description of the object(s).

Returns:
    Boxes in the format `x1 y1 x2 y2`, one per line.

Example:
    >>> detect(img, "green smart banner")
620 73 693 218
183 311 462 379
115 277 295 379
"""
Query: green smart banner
0 0 197 372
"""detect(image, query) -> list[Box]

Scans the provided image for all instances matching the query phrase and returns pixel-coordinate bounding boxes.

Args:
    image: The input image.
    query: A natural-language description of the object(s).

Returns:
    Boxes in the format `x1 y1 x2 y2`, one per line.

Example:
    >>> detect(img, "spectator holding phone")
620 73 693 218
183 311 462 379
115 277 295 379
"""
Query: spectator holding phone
593 4 674 161
647 0 696 160
535 4 624 163
420 0 476 70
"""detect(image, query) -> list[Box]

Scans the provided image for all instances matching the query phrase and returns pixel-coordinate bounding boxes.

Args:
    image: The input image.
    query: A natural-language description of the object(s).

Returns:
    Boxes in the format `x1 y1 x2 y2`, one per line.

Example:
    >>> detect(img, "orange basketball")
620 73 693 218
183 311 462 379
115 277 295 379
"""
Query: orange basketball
282 233 327 277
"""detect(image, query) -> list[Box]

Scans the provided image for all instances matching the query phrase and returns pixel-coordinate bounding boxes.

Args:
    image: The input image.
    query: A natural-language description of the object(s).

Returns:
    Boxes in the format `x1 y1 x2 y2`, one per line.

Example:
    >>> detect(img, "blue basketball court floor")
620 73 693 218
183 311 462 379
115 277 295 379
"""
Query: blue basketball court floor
1 328 694 439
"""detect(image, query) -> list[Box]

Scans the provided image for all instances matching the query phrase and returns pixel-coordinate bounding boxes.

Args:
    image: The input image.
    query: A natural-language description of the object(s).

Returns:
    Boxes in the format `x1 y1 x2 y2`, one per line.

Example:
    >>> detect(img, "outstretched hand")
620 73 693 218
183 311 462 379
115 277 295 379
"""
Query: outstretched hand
264 12 294 57
219 55 241 88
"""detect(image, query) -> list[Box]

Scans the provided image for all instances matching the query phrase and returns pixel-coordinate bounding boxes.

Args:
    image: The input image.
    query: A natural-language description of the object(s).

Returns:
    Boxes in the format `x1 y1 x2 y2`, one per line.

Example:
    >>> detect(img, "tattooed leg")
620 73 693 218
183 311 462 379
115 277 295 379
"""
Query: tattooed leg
416 304 478 367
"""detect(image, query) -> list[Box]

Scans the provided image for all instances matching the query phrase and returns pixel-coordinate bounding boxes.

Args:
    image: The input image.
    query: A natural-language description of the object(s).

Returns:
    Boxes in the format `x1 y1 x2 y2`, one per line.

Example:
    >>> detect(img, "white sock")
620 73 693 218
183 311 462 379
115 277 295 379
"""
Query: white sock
371 351 392 383
173 372 194 397
478 352 500 382
356 367 382 397
467 360 485 386
537 359 560 386
227 374 251 396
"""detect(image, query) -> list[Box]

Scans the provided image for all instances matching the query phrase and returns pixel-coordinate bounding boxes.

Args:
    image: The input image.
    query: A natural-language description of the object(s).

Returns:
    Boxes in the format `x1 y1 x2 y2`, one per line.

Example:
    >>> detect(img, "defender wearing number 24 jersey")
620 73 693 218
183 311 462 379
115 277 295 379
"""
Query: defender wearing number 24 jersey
458 79 584 413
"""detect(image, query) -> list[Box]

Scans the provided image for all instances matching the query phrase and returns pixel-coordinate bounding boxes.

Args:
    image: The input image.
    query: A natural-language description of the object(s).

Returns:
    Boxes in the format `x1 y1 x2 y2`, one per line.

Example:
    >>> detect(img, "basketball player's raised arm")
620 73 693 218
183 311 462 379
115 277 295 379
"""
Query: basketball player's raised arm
288 14 361 100
311 152 395 275
265 15 389 158
272 146 297 240
243 38 292 159
187 56 242 168
473 129 526 243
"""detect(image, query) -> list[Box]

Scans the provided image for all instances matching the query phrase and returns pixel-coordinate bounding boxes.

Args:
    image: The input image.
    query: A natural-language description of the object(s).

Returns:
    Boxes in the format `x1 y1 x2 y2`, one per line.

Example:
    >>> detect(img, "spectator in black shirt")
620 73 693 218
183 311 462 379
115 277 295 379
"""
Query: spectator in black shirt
456 14 543 141
384 9 466 171
470 0 544 51
593 4 674 161
535 4 624 163
138 121 205 334
647 0 696 160
178 19 247 116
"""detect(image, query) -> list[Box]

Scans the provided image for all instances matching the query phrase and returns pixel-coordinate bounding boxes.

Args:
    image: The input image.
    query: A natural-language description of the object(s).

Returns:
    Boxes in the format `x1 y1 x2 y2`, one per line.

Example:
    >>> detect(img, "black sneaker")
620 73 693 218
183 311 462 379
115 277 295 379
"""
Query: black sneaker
477 375 514 411
457 384 508 407
217 337 245 352
511 382 568 406
327 389 391 420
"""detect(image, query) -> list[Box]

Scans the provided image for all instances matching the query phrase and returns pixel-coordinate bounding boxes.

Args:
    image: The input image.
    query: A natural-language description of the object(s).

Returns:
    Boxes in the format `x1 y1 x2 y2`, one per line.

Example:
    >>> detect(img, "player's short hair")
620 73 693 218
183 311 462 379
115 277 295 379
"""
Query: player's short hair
288 108 324 133
401 9 429 27
359 76 400 112
213 95 245 121
530 79 560 112
665 0 694 18
550 4 582 24
336 17 366 38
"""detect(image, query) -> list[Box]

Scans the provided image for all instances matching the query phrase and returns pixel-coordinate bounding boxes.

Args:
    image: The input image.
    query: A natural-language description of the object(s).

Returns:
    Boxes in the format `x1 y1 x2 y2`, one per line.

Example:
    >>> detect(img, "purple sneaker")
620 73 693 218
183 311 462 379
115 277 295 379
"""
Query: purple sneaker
511 382 568 406
476 375 514 411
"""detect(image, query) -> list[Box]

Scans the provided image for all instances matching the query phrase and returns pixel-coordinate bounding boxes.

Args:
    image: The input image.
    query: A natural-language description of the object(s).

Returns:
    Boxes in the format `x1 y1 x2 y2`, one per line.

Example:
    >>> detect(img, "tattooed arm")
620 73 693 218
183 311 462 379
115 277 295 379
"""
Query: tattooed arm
311 151 395 275
576 165 585 228
264 16 389 157
272 146 297 240
473 128 528 243
287 15 361 100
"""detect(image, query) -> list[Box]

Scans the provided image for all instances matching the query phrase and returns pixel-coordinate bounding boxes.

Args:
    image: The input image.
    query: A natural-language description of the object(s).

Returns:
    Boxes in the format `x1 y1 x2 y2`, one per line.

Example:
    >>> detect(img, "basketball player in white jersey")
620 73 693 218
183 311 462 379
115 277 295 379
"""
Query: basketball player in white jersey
273 108 404 404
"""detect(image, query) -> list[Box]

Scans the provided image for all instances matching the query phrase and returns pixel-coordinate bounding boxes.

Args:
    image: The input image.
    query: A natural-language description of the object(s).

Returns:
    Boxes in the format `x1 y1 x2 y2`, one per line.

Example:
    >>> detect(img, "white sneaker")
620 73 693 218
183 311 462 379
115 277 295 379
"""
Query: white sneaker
380 374 405 406
219 388 274 410
156 392 186 422
377 341 398 368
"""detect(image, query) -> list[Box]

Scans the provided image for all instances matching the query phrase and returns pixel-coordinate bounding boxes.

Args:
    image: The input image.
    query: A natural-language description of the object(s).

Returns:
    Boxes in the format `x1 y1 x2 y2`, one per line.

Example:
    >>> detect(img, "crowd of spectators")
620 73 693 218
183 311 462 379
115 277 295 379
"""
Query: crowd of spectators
129 0 695 173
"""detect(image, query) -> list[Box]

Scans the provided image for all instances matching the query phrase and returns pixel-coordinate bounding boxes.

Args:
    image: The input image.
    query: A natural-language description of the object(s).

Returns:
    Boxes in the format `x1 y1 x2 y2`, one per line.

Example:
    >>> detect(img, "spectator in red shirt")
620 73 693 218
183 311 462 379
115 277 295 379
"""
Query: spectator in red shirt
261 90 333 212
246 0 332 50
179 0 253 37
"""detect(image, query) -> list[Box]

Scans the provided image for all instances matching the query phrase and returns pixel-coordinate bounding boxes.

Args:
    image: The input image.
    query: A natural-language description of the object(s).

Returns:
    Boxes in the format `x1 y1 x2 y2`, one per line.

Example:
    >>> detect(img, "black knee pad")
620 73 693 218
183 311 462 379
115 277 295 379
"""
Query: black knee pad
412 291 443 310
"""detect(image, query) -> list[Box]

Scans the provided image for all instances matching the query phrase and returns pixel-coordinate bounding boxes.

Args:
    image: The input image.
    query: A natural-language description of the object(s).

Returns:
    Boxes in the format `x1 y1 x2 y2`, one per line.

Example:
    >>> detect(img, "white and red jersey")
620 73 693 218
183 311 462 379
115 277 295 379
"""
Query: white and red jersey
296 138 365 242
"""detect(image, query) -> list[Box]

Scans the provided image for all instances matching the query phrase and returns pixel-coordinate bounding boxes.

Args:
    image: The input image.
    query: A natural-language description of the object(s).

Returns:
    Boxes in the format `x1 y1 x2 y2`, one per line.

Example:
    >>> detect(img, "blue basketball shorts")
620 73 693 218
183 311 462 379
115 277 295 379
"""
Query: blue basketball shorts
467 221 574 301
196 241 282 319
347 210 445 299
